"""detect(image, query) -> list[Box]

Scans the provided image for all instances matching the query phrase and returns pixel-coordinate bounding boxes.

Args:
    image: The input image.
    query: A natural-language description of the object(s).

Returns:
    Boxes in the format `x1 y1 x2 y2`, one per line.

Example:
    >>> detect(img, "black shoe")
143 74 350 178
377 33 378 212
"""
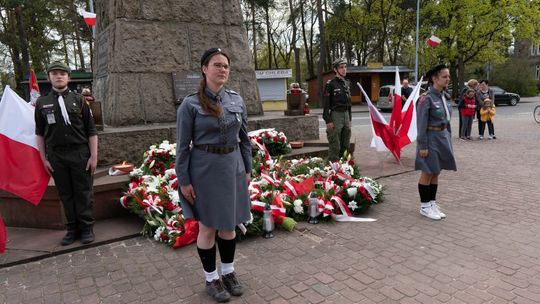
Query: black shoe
222 272 244 296
205 279 230 302
80 228 95 244
60 230 78 246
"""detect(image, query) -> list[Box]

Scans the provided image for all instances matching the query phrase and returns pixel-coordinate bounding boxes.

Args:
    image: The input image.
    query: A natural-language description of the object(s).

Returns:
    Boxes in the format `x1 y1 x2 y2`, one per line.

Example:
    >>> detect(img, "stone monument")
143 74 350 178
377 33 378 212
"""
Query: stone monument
92 0 319 165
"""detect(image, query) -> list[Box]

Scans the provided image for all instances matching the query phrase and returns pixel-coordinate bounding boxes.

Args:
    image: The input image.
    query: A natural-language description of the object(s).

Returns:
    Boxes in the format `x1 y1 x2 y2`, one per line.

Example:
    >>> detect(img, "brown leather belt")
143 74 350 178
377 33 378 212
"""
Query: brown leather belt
194 144 238 154
427 124 448 131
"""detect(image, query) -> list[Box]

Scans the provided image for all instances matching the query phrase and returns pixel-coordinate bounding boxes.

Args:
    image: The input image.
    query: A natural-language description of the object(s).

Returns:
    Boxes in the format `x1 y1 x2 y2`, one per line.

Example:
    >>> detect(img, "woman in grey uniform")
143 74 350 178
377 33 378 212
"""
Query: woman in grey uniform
415 64 457 220
176 48 251 303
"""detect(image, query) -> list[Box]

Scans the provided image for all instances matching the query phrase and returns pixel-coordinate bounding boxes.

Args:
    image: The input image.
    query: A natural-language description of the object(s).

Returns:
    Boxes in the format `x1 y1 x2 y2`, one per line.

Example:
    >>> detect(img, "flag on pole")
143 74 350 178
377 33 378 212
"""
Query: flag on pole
357 70 424 163
80 10 96 26
427 35 441 47
0 86 50 205
398 78 423 148
29 69 40 105
357 83 398 158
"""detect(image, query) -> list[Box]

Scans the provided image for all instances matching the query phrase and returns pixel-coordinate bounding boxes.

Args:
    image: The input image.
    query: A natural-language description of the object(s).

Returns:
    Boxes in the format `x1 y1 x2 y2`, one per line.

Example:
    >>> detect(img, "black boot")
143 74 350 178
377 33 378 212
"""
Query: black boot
80 227 95 244
60 230 78 246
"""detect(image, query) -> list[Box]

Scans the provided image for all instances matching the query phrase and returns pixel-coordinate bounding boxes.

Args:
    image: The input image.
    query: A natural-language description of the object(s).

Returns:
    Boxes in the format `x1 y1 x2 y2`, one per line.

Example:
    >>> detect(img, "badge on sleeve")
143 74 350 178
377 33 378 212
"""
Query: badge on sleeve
47 112 56 124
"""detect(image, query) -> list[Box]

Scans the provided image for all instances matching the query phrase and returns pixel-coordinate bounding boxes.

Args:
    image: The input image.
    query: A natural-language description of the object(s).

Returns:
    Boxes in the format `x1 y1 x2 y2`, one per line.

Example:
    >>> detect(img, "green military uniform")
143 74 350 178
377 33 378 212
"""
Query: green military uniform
323 72 352 162
35 63 97 240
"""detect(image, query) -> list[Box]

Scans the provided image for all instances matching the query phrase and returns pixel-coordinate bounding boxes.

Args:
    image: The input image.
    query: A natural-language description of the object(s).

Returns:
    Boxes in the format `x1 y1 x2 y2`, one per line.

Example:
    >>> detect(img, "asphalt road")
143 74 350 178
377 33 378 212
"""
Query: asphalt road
318 97 540 130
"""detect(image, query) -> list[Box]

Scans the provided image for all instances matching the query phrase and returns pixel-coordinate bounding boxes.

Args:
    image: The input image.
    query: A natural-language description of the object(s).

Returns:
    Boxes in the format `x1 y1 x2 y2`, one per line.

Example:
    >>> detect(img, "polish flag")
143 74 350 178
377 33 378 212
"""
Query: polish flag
81 10 96 26
427 35 441 47
357 82 398 159
29 69 40 105
0 86 49 205
389 67 403 136
399 78 423 148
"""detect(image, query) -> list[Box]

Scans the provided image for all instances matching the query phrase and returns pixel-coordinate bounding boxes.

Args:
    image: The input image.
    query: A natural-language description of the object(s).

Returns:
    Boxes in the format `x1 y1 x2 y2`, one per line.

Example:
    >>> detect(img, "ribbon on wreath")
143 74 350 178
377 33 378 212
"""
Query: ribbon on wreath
251 200 287 218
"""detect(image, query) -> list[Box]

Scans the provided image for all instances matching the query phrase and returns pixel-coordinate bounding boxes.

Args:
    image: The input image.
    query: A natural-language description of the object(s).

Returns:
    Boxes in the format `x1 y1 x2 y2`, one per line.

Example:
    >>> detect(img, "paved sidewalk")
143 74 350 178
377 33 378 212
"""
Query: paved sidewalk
1 99 540 303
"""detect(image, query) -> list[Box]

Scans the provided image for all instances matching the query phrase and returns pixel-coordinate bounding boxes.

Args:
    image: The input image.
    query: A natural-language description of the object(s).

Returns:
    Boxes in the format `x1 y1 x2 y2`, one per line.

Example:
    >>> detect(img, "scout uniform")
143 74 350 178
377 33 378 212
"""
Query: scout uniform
175 87 251 231
323 59 352 161
415 87 457 174
35 62 98 245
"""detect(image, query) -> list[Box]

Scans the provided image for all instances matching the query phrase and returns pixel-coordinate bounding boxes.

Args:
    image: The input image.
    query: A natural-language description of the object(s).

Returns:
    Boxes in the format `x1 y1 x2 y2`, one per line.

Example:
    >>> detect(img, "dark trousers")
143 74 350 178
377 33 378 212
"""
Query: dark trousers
479 120 495 136
476 110 482 135
460 116 474 138
48 145 94 231
458 113 463 137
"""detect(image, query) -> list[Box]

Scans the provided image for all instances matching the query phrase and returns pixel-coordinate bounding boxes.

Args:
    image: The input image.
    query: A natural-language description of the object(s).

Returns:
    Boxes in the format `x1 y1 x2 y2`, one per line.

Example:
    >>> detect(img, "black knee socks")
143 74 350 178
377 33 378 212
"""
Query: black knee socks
418 184 431 203
217 236 236 264
430 184 438 201
197 245 216 272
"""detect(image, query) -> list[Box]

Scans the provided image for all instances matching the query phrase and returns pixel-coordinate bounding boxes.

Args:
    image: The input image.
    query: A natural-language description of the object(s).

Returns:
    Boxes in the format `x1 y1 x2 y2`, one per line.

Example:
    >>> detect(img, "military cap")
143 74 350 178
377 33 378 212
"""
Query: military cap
201 48 230 66
332 58 347 69
47 61 71 74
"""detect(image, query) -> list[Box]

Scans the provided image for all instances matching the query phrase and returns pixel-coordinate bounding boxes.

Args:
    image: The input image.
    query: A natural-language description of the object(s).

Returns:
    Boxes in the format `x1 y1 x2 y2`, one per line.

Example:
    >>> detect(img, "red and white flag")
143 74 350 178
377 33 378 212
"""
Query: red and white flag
0 86 49 205
357 83 397 157
29 69 40 105
398 78 423 148
357 70 423 163
80 10 96 26
427 35 441 47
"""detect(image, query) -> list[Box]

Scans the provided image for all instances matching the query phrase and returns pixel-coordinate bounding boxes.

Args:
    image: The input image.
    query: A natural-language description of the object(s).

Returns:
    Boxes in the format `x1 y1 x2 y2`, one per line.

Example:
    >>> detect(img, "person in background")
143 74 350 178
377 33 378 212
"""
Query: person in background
476 80 494 139
415 64 457 221
290 82 302 94
323 58 352 162
401 78 413 106
458 79 479 136
459 88 477 140
479 98 497 139
34 61 98 245
175 48 251 303
81 88 95 105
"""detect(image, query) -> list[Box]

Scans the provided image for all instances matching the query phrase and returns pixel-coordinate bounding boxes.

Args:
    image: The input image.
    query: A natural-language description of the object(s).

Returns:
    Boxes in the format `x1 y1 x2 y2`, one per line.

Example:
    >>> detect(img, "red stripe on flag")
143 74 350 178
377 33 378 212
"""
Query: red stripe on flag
0 134 49 205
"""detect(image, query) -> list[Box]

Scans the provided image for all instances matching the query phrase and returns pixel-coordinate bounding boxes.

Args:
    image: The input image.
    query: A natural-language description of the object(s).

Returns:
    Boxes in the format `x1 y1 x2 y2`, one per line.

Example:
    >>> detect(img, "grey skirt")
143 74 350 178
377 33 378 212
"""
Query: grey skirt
179 148 250 231
415 129 457 174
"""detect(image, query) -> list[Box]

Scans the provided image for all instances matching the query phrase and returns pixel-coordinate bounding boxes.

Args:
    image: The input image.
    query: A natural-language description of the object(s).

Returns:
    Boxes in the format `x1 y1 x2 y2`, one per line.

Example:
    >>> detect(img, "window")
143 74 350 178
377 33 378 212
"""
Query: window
536 65 540 80
531 44 536 56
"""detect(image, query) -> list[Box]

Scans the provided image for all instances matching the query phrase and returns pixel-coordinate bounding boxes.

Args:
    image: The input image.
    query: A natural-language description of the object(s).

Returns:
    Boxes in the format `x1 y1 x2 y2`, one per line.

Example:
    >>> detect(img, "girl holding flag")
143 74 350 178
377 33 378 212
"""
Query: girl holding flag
415 64 457 220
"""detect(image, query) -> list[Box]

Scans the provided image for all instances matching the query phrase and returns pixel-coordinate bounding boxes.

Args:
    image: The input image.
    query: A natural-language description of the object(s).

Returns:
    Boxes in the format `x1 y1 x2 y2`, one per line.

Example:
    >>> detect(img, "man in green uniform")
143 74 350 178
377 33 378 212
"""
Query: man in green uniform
35 62 98 245
323 59 352 161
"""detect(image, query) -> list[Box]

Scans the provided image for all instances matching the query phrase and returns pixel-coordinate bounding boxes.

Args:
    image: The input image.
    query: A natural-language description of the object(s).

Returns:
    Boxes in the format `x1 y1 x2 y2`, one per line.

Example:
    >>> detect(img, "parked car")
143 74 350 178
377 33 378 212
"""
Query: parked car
490 86 520 106
376 85 394 112
376 84 426 112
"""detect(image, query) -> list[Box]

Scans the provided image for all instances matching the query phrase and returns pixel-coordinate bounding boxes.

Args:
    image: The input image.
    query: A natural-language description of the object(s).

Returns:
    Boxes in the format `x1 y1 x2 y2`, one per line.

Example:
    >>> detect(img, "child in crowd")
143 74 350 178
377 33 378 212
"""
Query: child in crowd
460 88 476 140
479 99 496 139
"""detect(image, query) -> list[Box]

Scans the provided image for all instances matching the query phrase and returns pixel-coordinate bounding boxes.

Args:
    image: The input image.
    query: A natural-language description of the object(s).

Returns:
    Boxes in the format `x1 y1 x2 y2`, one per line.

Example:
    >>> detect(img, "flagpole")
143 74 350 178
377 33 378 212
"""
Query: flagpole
89 0 95 39
415 0 419 83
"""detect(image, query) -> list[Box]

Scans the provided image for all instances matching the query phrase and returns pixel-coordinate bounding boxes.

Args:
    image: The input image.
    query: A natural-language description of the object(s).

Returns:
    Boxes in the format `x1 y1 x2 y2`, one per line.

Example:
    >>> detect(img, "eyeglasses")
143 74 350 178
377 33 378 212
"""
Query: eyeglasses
212 63 230 70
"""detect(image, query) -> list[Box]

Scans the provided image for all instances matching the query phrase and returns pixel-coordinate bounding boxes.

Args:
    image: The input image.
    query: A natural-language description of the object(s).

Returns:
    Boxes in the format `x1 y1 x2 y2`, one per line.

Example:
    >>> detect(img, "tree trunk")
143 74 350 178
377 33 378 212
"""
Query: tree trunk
14 5 29 81
458 55 465 98
251 0 258 69
316 0 326 107
71 0 86 70
300 0 314 78
288 0 301 83
264 5 272 69
7 10 23 94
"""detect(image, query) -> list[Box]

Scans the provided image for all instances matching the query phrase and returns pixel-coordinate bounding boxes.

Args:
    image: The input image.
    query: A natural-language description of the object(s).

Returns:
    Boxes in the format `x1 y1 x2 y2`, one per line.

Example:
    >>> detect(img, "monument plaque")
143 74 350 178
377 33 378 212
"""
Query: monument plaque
172 71 202 105
96 28 109 77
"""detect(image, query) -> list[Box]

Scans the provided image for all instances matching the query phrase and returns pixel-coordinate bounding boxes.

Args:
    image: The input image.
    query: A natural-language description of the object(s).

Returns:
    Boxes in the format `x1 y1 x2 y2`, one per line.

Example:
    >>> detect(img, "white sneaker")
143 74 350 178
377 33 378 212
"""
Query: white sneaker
420 206 441 220
479 136 484 140
430 201 446 219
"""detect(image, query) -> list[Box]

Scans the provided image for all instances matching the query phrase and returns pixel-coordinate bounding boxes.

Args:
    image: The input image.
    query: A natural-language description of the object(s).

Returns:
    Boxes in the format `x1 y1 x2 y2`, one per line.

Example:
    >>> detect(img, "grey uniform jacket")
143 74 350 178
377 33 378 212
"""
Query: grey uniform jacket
415 87 457 174
175 87 252 230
